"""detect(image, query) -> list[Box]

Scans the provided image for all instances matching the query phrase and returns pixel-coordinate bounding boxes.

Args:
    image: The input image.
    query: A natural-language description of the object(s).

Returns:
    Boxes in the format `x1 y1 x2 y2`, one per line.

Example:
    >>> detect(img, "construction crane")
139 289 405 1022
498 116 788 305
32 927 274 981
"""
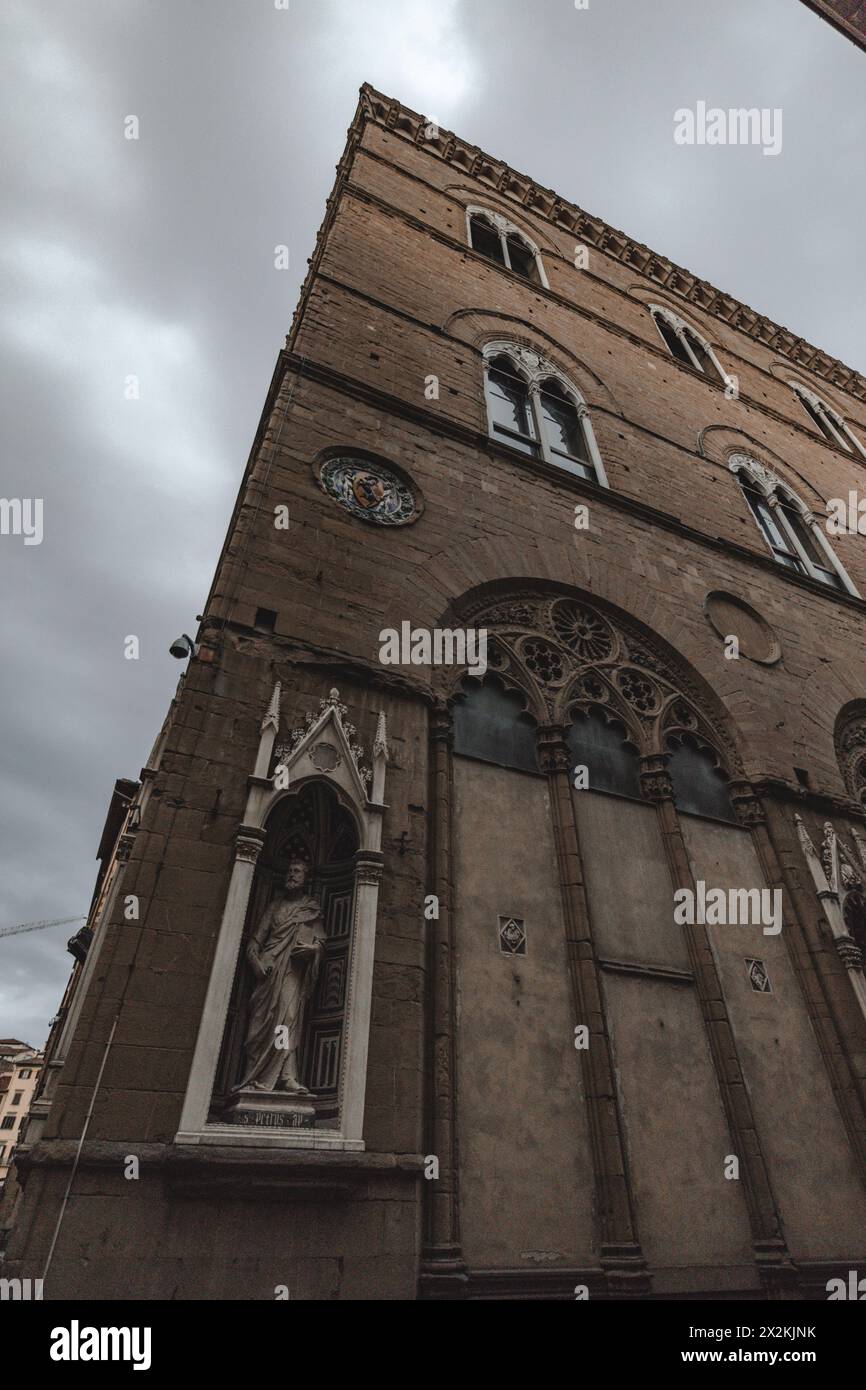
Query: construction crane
0 916 86 941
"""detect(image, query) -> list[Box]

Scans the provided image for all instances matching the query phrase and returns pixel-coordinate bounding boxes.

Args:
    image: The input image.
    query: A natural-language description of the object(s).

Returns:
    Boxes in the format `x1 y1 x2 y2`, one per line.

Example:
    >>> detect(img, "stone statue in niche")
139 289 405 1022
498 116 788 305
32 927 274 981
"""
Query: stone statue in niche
233 859 326 1106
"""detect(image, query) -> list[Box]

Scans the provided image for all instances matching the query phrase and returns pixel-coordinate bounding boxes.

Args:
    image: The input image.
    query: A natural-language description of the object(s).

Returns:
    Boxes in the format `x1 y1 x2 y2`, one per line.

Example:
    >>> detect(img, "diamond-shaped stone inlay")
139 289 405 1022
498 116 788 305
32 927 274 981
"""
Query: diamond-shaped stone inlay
499 916 527 956
746 958 772 993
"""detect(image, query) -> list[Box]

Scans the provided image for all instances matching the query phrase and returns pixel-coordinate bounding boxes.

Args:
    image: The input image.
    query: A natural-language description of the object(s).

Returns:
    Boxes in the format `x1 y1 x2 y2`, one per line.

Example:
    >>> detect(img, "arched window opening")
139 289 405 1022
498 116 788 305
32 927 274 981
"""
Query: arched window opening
468 210 544 283
469 214 506 267
486 356 539 457
792 383 866 460
654 312 692 366
568 708 641 799
505 233 537 282
667 736 737 823
453 677 539 774
682 328 717 377
650 307 726 384
834 706 866 810
732 458 848 592
483 344 608 486
539 378 594 480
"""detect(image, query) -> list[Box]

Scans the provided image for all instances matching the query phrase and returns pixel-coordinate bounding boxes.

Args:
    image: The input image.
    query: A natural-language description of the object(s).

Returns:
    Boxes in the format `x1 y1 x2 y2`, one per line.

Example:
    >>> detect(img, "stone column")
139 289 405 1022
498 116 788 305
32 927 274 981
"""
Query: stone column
420 701 466 1297
639 755 792 1287
538 724 648 1296
176 825 266 1137
339 850 385 1145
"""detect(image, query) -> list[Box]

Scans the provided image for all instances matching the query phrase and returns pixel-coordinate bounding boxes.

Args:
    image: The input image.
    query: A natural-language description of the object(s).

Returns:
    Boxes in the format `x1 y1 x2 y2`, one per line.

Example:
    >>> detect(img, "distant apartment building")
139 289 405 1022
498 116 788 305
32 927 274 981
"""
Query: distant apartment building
0 1047 43 1192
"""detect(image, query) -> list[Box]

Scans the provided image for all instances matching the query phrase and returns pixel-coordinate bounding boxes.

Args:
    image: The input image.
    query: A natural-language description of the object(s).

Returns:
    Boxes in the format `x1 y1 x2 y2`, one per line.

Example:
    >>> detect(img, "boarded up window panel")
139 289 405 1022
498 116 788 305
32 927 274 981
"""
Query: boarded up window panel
454 679 539 774
568 709 642 799
667 739 737 824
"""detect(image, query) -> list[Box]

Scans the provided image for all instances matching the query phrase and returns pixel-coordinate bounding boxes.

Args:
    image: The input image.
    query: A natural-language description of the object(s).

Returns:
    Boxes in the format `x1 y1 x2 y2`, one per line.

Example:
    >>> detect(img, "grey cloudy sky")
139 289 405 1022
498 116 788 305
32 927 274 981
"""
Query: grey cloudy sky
2 0 863 1047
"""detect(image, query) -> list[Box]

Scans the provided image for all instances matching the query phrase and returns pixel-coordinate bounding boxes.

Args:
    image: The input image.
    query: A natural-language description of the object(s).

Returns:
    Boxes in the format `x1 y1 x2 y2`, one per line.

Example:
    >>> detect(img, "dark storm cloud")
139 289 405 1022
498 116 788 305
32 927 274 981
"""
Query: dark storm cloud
1 0 862 1045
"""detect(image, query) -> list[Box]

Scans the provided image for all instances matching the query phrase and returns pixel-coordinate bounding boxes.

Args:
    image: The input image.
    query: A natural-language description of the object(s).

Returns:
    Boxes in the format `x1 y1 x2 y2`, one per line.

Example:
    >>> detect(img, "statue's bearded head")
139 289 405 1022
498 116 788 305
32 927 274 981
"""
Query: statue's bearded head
285 859 309 892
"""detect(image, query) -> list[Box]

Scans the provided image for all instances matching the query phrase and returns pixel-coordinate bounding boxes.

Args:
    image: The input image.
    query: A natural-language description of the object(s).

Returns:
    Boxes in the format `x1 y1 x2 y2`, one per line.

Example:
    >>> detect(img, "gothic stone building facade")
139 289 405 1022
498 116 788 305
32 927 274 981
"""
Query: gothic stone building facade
8 86 866 1300
800 0 866 50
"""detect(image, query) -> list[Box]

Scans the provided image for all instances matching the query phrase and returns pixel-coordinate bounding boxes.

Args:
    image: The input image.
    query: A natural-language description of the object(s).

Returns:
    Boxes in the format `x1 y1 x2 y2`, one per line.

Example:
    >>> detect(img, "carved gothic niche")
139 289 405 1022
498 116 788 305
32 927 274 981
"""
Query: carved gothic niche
211 783 359 1125
796 817 866 1005
176 685 389 1153
442 584 742 778
834 702 866 812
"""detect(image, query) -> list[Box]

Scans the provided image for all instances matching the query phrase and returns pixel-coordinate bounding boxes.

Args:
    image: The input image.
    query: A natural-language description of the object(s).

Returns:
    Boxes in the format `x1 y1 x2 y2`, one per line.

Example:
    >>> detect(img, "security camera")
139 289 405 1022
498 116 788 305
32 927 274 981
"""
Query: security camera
169 633 197 660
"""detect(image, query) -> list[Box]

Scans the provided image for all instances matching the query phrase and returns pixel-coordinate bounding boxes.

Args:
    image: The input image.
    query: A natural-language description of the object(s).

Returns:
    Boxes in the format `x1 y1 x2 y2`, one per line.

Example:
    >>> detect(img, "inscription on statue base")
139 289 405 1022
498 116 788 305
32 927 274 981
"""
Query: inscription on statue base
226 1088 317 1130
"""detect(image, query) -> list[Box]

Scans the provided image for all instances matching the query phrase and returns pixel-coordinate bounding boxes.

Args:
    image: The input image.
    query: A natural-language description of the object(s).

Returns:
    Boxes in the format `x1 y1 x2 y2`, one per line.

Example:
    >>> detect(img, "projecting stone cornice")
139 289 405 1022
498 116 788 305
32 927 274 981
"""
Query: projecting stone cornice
352 83 866 406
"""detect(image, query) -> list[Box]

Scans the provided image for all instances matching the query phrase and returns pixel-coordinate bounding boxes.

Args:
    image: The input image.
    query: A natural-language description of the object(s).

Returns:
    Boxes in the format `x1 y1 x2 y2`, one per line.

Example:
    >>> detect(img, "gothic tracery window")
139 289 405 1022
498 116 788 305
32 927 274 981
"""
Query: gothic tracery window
568 709 642 799
468 209 544 284
483 343 608 485
453 676 539 774
448 591 742 816
666 735 737 824
834 705 866 811
791 382 866 460
650 306 728 384
731 455 852 593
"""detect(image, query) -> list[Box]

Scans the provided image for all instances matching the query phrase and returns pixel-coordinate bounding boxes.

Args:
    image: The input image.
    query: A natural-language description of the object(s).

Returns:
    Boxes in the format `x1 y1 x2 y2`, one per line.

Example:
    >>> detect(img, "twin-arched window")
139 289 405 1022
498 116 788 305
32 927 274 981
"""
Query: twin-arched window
791 383 866 460
730 453 854 593
650 306 729 385
467 209 547 287
483 343 607 485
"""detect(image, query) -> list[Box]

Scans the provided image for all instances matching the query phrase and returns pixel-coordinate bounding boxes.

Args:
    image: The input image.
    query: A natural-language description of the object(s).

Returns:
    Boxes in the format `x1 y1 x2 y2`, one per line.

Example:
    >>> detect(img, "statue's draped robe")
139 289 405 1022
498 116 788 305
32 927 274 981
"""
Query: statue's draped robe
238 893 324 1091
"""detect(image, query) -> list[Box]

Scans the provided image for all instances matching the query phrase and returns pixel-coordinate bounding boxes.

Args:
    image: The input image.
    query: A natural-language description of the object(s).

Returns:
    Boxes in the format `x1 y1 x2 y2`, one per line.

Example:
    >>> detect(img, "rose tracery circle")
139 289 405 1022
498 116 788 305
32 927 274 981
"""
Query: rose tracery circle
552 601 614 662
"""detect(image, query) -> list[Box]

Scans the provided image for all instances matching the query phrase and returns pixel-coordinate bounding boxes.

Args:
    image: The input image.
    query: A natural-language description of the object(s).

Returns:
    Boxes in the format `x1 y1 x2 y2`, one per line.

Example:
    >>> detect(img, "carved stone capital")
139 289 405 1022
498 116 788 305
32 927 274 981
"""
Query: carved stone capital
235 826 267 866
729 781 766 828
638 754 674 803
536 724 571 775
835 934 864 972
354 851 385 887
115 832 137 863
430 702 453 746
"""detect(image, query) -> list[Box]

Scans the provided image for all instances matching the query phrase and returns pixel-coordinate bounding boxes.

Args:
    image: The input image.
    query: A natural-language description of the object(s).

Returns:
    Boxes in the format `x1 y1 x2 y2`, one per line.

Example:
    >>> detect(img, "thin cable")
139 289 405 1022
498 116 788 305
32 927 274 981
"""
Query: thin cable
41 1013 119 1285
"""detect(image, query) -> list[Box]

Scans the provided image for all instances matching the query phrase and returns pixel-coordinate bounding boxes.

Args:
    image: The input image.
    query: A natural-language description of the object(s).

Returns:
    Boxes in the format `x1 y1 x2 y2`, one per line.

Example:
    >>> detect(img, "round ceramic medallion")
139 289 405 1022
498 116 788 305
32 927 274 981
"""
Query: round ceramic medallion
316 456 420 526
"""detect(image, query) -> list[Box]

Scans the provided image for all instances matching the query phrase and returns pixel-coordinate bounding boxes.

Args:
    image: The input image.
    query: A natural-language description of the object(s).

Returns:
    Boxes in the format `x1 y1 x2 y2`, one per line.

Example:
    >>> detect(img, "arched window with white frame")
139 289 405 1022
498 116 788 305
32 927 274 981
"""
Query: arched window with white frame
650 305 729 385
730 453 857 595
467 208 548 287
482 342 608 486
791 383 866 460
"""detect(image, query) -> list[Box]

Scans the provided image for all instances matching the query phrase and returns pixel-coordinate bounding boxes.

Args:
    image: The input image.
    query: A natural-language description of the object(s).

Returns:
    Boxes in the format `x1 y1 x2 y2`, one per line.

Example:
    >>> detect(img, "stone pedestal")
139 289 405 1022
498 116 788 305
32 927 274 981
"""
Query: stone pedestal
226 1088 317 1131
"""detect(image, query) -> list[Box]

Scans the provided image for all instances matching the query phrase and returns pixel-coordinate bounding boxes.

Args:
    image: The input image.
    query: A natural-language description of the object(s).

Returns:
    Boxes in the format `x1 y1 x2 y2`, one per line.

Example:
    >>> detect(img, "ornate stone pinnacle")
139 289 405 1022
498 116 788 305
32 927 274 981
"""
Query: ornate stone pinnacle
373 712 389 761
261 681 281 734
